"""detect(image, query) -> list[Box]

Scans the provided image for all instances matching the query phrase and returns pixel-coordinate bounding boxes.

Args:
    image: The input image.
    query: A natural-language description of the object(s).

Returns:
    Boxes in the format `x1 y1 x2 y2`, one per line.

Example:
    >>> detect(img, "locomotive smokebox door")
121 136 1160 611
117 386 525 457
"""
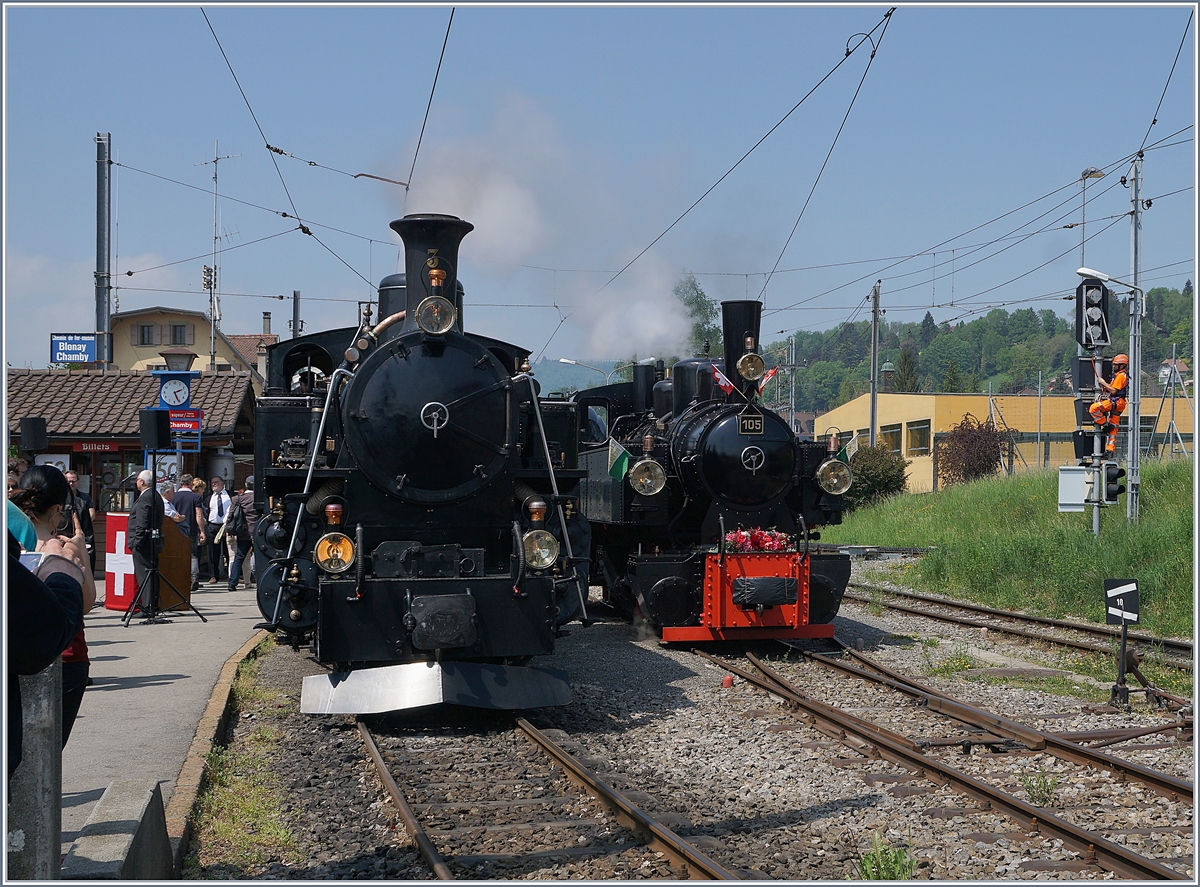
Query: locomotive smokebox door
410 594 477 650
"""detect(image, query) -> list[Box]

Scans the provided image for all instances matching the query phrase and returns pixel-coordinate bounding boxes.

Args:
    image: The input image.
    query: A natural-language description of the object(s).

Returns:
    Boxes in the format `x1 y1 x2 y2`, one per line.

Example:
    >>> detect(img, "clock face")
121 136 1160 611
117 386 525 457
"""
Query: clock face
161 379 190 406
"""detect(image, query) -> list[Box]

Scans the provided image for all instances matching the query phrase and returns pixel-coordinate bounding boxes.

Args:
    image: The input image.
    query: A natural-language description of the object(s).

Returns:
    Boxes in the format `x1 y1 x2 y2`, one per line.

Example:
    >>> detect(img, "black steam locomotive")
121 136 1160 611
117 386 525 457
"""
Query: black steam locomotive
572 300 853 641
252 214 590 713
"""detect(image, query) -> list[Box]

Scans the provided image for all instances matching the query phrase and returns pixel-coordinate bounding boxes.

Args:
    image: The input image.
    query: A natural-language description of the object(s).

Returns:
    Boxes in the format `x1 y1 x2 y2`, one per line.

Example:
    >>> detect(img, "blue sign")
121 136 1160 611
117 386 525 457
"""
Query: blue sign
51 333 97 363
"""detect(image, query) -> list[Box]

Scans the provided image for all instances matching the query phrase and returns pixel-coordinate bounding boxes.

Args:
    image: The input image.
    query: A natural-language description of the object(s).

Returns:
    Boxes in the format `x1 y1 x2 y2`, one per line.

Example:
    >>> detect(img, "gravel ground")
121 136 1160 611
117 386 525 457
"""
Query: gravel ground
186 557 1194 880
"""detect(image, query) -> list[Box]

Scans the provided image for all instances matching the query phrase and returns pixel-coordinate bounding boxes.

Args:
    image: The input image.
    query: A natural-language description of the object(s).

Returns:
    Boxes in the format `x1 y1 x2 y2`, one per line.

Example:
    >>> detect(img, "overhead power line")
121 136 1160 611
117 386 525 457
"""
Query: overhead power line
406 7 455 211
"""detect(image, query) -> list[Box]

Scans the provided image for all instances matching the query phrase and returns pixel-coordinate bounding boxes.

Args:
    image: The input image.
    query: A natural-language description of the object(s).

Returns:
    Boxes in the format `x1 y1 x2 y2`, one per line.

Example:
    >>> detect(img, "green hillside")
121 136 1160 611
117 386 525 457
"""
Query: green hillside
820 460 1194 639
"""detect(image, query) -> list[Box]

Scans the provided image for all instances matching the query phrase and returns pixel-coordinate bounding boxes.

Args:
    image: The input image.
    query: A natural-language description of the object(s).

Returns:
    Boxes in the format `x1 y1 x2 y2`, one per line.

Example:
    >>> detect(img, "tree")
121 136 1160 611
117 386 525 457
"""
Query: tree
935 413 1006 487
673 272 721 357
1184 279 1193 301
843 444 910 512
892 346 920 392
919 311 937 347
940 360 964 393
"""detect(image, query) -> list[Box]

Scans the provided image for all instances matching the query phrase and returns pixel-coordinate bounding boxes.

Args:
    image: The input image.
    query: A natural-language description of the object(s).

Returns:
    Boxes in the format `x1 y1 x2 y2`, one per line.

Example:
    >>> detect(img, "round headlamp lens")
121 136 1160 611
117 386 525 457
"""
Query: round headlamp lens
415 295 457 335
736 352 766 382
314 532 355 573
522 529 559 570
628 458 667 496
815 458 853 495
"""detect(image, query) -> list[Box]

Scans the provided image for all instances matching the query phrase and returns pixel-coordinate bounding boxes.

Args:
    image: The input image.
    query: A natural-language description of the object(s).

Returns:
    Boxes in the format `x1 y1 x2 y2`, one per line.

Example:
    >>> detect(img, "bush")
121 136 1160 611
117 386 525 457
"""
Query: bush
844 444 909 512
935 412 1006 487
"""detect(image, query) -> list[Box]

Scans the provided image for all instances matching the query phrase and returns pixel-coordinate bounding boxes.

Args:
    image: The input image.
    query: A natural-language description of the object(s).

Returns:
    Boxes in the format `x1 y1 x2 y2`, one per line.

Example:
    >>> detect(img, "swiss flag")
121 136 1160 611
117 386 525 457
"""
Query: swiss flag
712 365 735 395
757 366 779 393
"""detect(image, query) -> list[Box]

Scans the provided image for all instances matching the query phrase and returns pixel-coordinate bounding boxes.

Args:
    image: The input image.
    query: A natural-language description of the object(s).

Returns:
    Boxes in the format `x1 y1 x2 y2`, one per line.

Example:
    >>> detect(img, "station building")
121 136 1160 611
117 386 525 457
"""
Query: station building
817 390 1195 493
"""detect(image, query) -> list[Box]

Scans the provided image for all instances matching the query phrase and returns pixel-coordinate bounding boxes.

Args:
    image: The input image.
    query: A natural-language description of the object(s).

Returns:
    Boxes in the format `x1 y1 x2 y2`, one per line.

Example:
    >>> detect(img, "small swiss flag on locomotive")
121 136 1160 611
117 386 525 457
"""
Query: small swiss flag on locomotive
712 365 735 395
757 366 779 393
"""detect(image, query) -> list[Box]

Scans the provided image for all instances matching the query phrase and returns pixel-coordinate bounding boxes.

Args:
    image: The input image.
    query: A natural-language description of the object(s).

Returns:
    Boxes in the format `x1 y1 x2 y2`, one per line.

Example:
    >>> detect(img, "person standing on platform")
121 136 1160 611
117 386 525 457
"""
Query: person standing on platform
63 471 96 573
172 474 206 592
7 529 85 789
204 476 231 584
128 469 165 612
227 476 260 590
11 465 97 748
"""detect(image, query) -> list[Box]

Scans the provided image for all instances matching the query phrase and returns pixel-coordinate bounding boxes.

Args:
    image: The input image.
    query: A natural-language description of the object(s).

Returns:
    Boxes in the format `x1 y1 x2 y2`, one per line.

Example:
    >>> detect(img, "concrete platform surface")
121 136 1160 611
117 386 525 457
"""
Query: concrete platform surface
60 584 264 858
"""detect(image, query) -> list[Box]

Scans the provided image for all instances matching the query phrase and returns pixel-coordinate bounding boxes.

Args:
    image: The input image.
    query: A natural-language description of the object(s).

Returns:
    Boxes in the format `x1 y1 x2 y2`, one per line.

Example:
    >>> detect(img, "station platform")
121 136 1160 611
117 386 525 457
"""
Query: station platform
60 583 266 863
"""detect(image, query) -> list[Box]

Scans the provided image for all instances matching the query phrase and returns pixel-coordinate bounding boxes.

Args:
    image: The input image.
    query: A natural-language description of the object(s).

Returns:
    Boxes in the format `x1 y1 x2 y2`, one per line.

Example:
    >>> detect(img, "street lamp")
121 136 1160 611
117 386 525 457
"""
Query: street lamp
1077 267 1143 522
558 358 606 384
1079 167 1105 268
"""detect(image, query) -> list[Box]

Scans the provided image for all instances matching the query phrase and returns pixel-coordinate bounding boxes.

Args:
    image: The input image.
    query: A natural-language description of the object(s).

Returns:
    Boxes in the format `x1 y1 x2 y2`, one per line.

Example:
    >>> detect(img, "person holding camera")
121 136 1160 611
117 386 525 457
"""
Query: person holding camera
11 465 97 748
62 470 96 573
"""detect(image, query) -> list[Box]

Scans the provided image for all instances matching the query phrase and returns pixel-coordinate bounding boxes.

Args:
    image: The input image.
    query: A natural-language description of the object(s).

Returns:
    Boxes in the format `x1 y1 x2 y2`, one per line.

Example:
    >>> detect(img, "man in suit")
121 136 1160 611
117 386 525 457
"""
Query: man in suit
128 470 164 612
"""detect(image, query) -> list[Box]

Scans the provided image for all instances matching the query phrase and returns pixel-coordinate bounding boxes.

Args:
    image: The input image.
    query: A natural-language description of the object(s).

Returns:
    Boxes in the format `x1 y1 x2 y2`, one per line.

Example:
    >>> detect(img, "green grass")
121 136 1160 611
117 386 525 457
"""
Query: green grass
824 459 1194 639
182 636 303 877
854 833 916 880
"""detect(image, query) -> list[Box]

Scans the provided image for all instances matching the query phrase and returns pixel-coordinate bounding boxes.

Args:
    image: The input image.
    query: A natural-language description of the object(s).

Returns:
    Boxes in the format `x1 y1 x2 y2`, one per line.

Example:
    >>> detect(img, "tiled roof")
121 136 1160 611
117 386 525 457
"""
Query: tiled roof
5 369 253 438
226 333 279 365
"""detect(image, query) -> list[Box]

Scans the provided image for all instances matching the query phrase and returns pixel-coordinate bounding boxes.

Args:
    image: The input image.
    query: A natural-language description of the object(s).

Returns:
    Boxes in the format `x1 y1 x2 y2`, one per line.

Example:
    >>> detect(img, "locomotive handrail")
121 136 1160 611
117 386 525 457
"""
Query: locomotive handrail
286 365 355 563
513 373 589 623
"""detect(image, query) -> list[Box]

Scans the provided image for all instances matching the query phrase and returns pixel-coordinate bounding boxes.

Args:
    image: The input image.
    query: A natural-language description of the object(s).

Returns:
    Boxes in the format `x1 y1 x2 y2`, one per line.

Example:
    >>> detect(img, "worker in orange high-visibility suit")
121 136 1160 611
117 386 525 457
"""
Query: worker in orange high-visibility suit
1089 354 1129 454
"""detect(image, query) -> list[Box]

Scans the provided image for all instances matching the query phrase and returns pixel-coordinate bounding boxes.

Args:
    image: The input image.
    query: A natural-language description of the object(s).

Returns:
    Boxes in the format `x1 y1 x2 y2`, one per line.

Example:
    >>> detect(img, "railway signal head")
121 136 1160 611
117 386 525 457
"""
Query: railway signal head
1075 278 1110 349
1103 461 1126 504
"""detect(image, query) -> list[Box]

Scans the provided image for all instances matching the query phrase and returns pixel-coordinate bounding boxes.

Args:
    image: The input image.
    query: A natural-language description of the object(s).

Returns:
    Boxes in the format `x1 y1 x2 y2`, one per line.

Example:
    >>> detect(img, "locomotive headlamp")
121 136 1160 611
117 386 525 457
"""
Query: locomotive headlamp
628 458 667 496
522 529 559 570
815 458 853 495
415 295 456 335
736 352 766 382
314 532 355 573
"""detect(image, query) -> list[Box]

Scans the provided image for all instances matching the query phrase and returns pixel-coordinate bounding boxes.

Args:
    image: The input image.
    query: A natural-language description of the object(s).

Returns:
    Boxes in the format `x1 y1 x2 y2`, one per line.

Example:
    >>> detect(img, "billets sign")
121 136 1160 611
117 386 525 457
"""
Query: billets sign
1104 578 1139 625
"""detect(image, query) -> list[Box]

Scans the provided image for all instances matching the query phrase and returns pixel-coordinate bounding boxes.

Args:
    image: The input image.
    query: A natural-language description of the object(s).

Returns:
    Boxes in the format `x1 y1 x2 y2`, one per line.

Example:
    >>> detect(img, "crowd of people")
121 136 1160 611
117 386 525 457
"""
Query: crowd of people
6 457 259 792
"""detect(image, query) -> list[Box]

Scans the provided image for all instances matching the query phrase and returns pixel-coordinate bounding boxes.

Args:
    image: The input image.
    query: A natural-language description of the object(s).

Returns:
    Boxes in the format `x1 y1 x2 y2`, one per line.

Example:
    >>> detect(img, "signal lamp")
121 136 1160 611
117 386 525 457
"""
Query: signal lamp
324 502 344 526
525 496 548 526
815 458 853 495
628 458 667 496
1103 461 1126 504
314 532 355 573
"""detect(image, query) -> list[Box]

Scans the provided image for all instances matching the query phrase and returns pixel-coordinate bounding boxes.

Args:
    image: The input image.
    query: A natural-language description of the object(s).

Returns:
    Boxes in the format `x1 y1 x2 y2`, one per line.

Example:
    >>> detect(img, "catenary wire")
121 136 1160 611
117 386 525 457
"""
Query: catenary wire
201 7 372 287
405 7 455 212
1139 8 1194 152
123 228 298 275
533 6 895 361
760 9 894 302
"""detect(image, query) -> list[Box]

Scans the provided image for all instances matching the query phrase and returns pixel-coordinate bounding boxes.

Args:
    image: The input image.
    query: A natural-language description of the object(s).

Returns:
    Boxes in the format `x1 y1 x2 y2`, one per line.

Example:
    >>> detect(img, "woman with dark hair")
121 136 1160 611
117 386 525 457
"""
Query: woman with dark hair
13 464 97 747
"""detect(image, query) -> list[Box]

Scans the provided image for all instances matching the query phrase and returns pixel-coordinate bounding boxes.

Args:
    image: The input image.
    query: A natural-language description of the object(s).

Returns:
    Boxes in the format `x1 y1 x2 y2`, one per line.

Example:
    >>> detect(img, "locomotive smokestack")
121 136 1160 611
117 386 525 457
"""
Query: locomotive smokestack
720 300 762 397
386 213 474 339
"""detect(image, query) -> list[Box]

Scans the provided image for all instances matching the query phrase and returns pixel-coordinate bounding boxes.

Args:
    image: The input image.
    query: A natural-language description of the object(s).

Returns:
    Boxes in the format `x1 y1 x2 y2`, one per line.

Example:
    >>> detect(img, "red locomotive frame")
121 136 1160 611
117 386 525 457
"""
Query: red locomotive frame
660 551 835 642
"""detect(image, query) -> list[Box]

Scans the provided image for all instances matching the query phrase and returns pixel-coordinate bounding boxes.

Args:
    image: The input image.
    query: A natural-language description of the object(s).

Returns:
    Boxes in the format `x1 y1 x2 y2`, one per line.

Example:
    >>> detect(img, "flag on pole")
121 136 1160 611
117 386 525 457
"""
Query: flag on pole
839 434 858 464
712 365 735 395
757 366 779 393
608 439 631 479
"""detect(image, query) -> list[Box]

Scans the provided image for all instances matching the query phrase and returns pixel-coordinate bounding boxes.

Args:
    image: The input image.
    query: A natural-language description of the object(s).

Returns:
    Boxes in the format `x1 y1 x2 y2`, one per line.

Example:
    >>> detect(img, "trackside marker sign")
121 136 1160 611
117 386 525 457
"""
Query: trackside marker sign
1104 579 1139 625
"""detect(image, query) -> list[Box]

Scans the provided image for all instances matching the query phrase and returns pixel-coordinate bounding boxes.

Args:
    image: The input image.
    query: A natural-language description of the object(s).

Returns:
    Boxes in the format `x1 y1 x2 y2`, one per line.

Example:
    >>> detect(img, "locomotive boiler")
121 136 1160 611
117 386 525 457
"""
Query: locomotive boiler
252 214 590 713
573 300 852 641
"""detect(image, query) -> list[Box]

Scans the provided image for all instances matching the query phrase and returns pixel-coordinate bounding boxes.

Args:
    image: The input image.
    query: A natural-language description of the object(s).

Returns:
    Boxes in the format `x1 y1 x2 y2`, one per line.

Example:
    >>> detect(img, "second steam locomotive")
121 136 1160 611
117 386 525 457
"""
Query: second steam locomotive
573 300 853 641
252 214 590 714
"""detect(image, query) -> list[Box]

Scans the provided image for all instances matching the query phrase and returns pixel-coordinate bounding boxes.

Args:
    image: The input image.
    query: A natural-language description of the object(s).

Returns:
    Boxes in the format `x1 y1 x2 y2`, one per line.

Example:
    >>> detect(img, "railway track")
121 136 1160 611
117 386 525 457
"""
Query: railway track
846 582 1194 674
695 648 1193 880
357 715 739 879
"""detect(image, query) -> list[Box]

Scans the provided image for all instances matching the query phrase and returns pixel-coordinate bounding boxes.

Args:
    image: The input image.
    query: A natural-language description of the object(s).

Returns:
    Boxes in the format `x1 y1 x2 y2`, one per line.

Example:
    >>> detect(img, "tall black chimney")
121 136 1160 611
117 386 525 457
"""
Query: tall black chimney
720 300 762 397
387 214 474 339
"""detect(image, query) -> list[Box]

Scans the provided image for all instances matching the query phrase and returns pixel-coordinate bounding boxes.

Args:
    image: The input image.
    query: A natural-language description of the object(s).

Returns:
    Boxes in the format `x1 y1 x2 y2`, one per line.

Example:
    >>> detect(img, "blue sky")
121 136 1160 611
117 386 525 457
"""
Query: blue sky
3 3 1196 371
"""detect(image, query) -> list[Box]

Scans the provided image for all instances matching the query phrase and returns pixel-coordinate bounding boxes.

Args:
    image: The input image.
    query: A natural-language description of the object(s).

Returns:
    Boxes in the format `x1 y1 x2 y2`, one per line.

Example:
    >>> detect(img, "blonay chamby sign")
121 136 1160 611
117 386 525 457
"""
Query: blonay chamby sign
50 333 97 363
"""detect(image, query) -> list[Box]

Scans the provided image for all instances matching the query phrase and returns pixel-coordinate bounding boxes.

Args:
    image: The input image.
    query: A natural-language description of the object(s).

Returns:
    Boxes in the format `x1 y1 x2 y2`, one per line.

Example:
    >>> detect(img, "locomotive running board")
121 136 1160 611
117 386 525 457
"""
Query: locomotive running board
301 661 572 714
660 624 836 642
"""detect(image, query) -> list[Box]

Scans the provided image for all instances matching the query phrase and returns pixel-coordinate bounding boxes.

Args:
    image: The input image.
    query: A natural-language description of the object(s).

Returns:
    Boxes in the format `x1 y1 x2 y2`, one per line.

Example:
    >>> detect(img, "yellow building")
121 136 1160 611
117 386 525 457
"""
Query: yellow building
110 307 277 394
819 391 1194 492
